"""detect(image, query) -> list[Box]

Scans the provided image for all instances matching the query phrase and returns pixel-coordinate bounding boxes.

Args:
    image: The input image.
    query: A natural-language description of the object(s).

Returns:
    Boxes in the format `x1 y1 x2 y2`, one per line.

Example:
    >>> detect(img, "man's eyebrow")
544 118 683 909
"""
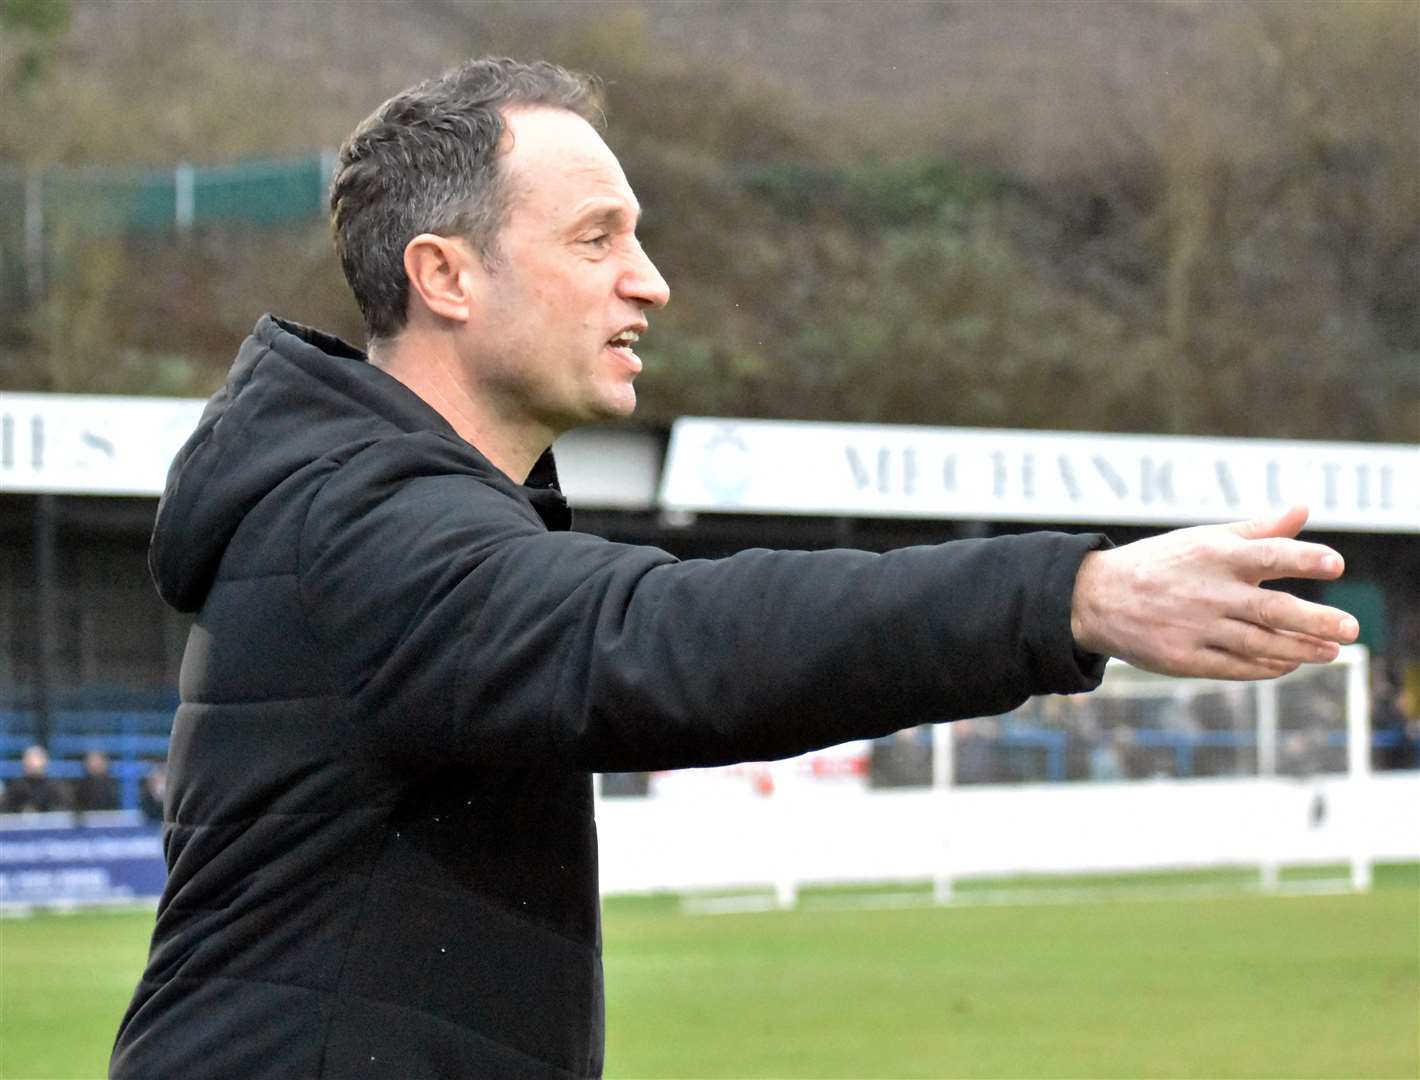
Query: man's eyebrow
568 201 641 232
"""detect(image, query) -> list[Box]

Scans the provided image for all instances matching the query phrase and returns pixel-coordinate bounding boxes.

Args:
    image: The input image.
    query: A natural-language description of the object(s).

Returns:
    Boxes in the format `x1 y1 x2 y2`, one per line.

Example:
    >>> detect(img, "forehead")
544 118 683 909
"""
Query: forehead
499 106 638 222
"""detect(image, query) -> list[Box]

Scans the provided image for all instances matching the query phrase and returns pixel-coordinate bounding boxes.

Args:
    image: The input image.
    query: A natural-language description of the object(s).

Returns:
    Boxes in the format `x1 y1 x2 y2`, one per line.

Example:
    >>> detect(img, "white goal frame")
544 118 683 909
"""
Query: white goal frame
595 647 1406 907
929 644 1372 900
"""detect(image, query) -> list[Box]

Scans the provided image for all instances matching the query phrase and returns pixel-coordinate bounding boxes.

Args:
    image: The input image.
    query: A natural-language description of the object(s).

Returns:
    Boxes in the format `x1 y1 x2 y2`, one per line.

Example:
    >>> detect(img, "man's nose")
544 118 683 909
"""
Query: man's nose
620 245 670 310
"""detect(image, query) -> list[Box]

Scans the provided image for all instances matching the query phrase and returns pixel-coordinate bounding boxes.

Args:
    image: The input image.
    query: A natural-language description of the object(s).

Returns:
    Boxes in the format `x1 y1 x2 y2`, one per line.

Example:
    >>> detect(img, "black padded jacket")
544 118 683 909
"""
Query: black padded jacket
111 315 1108 1079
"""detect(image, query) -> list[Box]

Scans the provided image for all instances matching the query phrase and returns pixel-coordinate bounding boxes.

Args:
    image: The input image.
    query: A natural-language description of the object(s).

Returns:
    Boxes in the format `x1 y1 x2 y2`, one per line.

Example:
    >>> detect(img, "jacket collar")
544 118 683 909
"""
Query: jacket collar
523 449 571 532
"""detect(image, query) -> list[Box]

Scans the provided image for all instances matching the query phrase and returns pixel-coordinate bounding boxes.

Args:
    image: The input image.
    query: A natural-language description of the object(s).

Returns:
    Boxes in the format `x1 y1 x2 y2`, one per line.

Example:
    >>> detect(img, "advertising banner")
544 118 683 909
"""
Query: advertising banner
660 418 1419 532
0 814 165 910
0 393 205 497
0 393 662 508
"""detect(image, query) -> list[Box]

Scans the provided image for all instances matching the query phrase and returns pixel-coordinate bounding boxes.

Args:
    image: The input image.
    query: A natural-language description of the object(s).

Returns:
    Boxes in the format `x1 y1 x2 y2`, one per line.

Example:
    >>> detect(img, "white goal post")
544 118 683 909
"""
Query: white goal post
929 644 1374 900
595 646 1415 905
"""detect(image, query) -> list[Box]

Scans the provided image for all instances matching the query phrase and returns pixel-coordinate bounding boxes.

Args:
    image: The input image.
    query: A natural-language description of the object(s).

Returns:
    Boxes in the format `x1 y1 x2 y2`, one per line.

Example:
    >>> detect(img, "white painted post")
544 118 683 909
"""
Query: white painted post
772 758 799 909
931 720 955 903
175 162 195 233
1256 679 1280 892
24 169 45 302
1343 645 1372 892
319 148 338 208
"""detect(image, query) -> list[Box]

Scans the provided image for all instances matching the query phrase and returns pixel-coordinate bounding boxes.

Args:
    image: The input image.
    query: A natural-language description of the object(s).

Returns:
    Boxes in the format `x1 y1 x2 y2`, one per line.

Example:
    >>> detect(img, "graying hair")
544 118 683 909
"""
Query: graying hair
330 57 602 343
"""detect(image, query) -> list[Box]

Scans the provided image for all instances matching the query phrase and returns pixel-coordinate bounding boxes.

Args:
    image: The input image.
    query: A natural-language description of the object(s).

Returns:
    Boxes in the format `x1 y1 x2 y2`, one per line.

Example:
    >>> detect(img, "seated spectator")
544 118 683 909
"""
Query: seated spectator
1089 727 1131 781
953 718 998 784
138 763 167 824
72 750 122 813
1404 679 1420 769
1373 672 1420 770
869 726 933 788
1 745 69 813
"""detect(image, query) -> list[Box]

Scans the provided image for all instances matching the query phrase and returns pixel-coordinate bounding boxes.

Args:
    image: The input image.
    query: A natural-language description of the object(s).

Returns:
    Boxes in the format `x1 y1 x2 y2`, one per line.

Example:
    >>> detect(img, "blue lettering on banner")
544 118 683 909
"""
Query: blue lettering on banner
0 819 166 908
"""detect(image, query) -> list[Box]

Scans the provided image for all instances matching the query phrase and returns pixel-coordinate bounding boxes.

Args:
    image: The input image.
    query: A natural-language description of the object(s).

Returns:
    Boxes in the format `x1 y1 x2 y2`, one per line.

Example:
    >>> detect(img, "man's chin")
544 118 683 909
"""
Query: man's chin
594 386 638 421
552 391 637 434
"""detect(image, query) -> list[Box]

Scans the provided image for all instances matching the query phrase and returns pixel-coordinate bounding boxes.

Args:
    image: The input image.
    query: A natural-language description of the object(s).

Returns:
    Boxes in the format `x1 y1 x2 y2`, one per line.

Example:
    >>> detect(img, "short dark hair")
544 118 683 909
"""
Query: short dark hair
330 57 602 343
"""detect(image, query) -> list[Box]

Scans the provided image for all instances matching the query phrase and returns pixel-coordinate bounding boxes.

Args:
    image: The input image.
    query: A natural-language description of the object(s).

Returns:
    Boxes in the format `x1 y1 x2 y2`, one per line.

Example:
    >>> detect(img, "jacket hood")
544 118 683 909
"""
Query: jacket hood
149 315 469 613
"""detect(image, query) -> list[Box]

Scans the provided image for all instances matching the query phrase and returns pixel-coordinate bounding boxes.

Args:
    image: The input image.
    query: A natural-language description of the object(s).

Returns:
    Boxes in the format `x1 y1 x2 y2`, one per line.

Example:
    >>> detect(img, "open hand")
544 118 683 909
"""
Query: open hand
1070 506 1359 680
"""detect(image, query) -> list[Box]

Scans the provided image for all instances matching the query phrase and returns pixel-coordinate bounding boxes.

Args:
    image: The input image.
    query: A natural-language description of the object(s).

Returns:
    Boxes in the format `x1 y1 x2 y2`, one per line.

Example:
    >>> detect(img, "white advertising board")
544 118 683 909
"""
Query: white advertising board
0 393 206 497
660 418 1419 532
596 772 1420 896
0 393 662 508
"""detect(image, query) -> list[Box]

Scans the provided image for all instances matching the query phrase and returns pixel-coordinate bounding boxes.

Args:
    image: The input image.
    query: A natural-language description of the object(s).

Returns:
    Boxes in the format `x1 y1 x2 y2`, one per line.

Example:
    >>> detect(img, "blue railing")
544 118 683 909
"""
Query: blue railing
0 708 1414 809
0 701 175 813
970 727 1410 781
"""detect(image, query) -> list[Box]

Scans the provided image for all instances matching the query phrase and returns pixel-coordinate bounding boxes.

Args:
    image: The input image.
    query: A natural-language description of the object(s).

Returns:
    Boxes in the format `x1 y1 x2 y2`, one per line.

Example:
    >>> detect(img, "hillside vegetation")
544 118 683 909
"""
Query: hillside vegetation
2 0 1416 441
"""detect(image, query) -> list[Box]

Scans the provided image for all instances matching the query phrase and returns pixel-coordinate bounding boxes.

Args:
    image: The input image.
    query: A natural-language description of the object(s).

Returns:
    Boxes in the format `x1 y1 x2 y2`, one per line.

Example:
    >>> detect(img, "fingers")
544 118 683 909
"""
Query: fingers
1230 584 1360 645
1146 580 1360 682
1229 505 1309 542
1191 647 1302 682
1237 537 1344 583
1077 509 1358 682
1217 506 1343 583
1221 620 1342 666
1205 585 1359 677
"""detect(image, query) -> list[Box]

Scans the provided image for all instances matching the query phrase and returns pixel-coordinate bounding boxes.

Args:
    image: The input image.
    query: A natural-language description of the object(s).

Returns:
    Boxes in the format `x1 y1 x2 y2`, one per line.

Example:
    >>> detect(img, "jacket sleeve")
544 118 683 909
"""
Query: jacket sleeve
300 456 1108 773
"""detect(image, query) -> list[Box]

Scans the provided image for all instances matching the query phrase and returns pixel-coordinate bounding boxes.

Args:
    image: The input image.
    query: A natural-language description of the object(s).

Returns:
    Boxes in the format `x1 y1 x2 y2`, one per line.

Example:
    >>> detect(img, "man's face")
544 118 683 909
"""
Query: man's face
22 747 47 777
459 107 669 440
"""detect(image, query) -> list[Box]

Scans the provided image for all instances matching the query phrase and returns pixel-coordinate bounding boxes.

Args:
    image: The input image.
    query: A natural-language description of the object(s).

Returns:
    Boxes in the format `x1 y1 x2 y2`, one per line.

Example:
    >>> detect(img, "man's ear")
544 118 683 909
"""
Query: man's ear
403 233 481 324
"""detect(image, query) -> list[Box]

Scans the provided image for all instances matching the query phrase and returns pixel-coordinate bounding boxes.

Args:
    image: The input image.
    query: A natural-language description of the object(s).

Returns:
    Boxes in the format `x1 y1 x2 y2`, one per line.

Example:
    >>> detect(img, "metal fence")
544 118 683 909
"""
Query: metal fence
0 154 337 307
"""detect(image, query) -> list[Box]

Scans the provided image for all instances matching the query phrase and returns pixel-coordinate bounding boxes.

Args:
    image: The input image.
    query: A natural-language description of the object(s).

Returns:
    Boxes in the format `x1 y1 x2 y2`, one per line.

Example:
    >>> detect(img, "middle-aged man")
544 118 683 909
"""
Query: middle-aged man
1 744 68 814
111 59 1359 1079
72 750 123 813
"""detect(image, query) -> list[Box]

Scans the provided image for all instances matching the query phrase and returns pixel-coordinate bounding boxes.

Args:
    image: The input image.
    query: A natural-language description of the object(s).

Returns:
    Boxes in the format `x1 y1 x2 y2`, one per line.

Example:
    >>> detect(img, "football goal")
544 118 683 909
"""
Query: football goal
928 644 1374 899
595 647 1396 905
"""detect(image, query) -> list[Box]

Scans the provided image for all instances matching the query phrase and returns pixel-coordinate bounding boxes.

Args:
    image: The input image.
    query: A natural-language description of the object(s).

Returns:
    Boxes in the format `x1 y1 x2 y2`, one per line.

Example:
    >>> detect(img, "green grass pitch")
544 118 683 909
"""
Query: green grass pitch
2 866 1416 1079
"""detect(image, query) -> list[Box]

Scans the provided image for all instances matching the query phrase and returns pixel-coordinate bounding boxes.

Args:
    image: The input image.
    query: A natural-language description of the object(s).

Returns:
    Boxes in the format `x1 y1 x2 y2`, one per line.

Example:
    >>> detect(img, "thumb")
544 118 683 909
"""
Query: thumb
1229 504 1309 541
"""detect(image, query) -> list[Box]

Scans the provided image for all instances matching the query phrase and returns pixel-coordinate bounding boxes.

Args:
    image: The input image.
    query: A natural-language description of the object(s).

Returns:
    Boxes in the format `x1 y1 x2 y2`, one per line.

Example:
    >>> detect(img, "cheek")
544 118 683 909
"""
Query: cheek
535 284 593 330
505 263 607 341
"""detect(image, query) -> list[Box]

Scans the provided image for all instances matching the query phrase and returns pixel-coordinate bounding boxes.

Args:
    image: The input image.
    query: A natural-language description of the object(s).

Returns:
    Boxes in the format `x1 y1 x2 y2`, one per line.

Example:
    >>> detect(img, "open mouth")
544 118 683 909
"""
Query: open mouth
606 328 643 372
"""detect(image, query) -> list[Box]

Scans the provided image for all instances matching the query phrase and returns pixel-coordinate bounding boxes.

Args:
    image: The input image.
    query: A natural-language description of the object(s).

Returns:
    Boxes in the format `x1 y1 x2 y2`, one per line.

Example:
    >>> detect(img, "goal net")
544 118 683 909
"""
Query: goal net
594 648 1375 905
931 644 1373 897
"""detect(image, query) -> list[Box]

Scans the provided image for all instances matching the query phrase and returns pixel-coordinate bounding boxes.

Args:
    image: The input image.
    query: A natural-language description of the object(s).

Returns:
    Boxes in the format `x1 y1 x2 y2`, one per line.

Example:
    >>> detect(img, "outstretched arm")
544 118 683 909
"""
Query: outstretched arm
1070 506 1359 680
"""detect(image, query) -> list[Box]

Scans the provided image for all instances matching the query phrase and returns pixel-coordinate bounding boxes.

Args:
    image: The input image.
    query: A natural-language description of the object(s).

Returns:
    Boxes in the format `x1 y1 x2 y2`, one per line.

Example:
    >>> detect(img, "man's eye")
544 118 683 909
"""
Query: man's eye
582 234 611 248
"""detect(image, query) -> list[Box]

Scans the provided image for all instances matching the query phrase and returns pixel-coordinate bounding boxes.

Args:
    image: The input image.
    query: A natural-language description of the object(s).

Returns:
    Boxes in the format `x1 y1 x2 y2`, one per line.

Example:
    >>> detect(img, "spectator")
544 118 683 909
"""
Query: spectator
953 718 998 784
869 726 934 788
1371 666 1414 770
138 764 167 824
1403 679 1420 767
72 750 122 813
1089 727 1131 781
1 745 68 813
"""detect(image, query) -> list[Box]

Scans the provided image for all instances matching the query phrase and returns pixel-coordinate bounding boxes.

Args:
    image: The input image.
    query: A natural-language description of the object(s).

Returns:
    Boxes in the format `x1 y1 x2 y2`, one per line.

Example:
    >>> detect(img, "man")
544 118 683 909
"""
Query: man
72 749 122 814
1 744 68 814
111 58 1357 1078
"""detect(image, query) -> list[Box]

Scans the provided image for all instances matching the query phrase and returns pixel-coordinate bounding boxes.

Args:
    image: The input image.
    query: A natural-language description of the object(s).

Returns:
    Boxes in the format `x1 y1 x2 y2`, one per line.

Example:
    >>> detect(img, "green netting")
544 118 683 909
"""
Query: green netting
42 168 176 234
27 157 327 235
195 159 324 226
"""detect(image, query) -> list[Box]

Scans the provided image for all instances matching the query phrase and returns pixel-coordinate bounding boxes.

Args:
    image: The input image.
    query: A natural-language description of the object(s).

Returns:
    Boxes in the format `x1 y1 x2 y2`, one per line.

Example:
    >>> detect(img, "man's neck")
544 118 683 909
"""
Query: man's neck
369 334 551 484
